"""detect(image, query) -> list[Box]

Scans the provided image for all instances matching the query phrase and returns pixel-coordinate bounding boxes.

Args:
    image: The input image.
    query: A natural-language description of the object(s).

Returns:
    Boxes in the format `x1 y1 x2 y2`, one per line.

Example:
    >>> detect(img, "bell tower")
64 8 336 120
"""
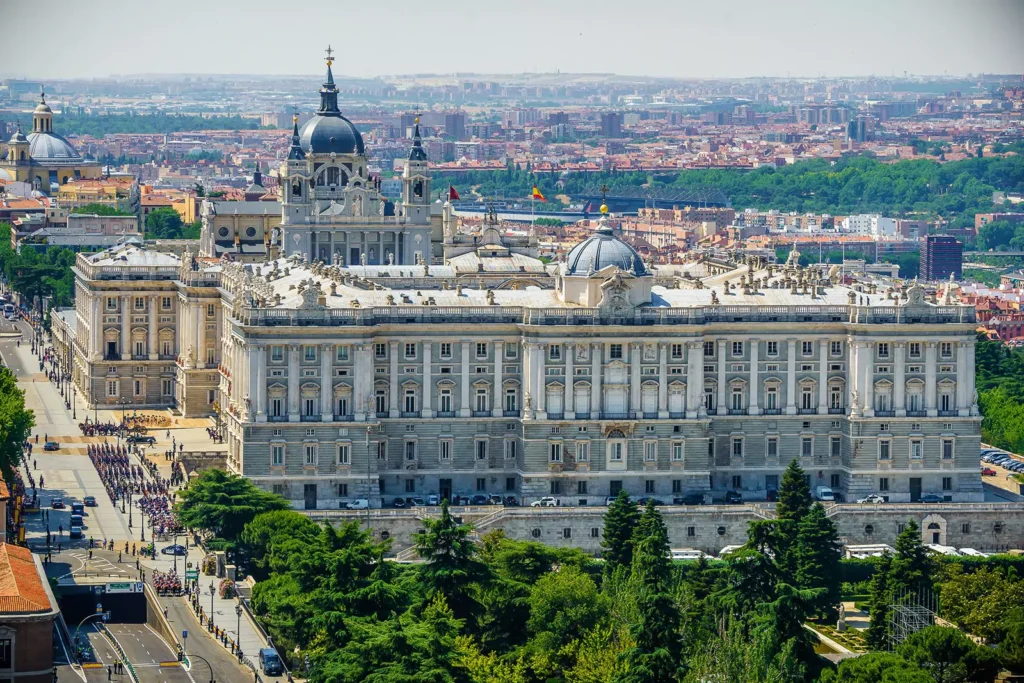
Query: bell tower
32 87 54 134
280 114 308 226
401 116 431 224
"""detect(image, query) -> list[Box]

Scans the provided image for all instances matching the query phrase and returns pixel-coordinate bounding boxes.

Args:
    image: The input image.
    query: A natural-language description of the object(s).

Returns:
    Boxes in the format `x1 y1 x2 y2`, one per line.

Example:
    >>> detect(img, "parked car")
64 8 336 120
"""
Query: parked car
674 492 706 506
259 648 284 676
815 486 836 502
70 514 84 528
406 497 425 507
857 494 886 504
50 498 64 509
392 498 407 508
503 495 519 506
427 494 439 506
161 544 187 556
487 494 504 505
127 435 156 445
531 497 559 507
919 494 944 504
766 489 779 502
71 503 85 516
636 497 665 506
470 494 489 506
346 499 370 510
69 526 83 539
83 496 97 507
452 495 471 506
981 467 998 476
43 441 59 451
724 490 743 504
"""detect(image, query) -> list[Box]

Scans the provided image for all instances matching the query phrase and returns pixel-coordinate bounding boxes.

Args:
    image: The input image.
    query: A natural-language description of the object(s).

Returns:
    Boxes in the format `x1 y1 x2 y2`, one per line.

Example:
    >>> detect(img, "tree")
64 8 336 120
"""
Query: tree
526 565 607 674
821 652 932 683
413 499 490 624
0 367 34 482
999 619 1024 673
601 489 639 575
174 469 289 548
889 521 935 594
239 509 321 580
794 502 842 618
775 459 812 579
866 552 893 651
145 206 184 239
70 203 133 216
897 626 1000 683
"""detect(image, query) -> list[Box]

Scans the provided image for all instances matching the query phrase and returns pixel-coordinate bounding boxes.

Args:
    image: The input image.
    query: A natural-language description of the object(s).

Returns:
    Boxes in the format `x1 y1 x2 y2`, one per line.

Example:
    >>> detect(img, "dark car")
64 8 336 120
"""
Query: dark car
259 648 283 676
724 490 743 504
127 435 156 445
160 544 187 556
405 497 425 507
919 494 944 504
487 494 504 505
43 441 59 451
392 497 407 508
503 495 519 507
766 489 779 502
674 492 706 506
50 498 65 509
470 494 489 506
83 496 97 507
636 497 665 506
71 502 85 516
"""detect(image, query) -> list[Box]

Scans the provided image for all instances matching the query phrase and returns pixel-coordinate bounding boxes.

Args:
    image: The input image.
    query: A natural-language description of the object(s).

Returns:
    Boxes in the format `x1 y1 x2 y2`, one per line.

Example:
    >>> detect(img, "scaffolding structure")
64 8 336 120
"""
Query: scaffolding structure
887 587 938 649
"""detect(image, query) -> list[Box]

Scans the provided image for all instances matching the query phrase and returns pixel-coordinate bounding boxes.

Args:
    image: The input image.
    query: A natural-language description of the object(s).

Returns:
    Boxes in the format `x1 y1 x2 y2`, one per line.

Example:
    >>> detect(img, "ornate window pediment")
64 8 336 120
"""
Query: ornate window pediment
546 381 565 390
798 377 817 388
937 378 957 388
906 378 925 388
874 378 894 389
641 380 660 388
763 376 783 386
573 380 592 389
436 378 456 387
333 383 353 395
502 378 521 387
728 377 747 388
472 379 492 388
401 379 420 388
668 380 687 390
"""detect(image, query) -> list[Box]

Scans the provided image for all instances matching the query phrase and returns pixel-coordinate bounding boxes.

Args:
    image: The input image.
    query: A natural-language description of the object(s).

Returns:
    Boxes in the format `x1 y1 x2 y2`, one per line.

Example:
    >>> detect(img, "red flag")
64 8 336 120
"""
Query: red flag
448 184 460 201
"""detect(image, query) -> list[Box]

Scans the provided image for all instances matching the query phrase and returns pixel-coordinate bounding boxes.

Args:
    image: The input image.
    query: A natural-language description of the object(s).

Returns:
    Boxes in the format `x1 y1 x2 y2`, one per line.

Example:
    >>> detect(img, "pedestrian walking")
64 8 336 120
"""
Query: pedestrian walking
107 666 112 681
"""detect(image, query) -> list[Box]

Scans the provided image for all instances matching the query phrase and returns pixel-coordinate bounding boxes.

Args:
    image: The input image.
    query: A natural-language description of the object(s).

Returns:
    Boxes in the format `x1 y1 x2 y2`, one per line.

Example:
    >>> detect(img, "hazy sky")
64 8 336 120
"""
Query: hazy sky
6 0 1023 80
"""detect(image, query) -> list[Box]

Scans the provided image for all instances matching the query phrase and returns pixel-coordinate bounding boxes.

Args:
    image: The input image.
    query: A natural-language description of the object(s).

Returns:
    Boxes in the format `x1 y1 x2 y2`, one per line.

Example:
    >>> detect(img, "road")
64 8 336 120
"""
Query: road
105 624 193 683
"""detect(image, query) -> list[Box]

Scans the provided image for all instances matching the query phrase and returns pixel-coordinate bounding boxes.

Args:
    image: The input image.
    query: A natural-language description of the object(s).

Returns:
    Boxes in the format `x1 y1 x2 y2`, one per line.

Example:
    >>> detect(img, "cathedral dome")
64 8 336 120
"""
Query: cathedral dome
564 212 647 277
297 114 364 156
27 132 81 161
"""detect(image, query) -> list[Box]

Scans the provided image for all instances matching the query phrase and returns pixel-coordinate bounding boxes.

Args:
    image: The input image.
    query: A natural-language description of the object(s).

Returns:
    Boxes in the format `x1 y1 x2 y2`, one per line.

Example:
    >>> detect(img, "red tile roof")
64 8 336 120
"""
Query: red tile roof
0 544 52 614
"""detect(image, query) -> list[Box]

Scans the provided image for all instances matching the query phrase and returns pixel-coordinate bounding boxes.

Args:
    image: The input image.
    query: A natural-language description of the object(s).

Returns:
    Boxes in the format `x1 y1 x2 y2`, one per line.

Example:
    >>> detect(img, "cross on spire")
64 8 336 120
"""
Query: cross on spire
600 184 609 201
324 45 334 66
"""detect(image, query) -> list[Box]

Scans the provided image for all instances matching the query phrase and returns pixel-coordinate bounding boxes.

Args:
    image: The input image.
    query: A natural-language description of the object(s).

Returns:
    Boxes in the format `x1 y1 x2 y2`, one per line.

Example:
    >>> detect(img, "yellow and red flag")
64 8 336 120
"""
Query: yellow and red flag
531 186 546 202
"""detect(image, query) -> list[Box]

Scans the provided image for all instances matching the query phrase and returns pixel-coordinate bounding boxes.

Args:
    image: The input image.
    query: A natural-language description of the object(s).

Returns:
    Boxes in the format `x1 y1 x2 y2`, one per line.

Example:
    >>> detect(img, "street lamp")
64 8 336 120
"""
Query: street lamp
234 603 242 652
186 653 215 683
208 582 216 629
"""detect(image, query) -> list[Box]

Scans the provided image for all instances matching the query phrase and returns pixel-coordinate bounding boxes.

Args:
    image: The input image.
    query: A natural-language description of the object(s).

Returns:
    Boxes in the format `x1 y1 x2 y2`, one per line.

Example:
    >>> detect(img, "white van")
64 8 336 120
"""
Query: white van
345 499 370 510
815 486 835 502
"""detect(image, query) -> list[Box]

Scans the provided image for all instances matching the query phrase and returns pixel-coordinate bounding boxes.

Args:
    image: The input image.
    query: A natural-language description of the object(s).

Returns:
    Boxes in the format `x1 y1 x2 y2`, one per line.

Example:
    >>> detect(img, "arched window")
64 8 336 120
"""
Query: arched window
326 167 340 186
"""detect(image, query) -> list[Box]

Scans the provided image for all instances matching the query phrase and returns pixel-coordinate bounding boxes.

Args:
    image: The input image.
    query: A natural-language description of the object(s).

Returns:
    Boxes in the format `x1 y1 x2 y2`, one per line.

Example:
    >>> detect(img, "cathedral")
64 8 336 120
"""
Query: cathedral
200 52 434 266
0 88 101 192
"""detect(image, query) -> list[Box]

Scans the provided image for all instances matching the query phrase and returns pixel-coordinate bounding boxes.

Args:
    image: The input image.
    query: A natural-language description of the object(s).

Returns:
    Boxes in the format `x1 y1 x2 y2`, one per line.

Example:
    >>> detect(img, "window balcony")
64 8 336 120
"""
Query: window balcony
938 410 958 417
269 415 286 422
103 354 121 361
668 412 684 419
797 408 817 415
642 412 659 419
436 410 456 418
300 414 320 422
400 411 420 418
376 411 389 419
472 410 491 418
131 354 148 361
727 409 746 416
828 407 844 414
602 412 630 419
875 410 896 417
503 409 521 417
546 412 564 420
335 414 354 422
763 408 782 415
906 410 927 417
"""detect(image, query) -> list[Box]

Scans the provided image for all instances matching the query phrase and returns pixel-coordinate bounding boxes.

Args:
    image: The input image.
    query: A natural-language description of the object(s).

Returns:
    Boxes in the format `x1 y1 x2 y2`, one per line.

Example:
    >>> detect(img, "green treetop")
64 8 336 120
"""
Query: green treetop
601 489 639 576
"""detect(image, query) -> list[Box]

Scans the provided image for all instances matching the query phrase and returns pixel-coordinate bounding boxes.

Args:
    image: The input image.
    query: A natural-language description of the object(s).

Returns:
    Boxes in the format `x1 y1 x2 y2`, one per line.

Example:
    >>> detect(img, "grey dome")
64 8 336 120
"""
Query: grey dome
27 132 80 160
565 226 647 276
298 114 364 156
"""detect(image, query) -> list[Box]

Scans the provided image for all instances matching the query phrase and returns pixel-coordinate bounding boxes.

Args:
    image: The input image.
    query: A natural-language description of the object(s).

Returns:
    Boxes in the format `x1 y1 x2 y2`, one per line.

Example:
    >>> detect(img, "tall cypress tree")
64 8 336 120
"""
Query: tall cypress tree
601 489 639 575
794 503 842 618
866 552 893 650
889 520 935 594
775 459 813 580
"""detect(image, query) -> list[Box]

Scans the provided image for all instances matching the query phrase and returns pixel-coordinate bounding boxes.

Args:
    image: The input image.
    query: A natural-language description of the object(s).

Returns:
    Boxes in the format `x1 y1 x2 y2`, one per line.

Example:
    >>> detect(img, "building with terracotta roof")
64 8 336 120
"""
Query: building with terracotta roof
0 543 59 682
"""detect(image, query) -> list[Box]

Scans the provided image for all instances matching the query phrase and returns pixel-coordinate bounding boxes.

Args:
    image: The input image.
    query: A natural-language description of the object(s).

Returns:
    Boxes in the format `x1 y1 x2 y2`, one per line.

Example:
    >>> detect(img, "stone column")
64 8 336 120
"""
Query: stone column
748 339 759 415
256 344 267 421
629 342 642 417
148 296 158 360
389 341 399 417
591 343 601 418
460 340 471 417
957 341 970 416
287 343 300 421
894 342 907 416
493 341 505 417
716 339 727 416
564 342 575 419
523 341 534 420
121 294 131 360
847 336 858 414
968 343 979 415
355 343 372 422
91 296 101 360
925 342 938 416
687 341 703 419
818 339 829 414
196 304 206 368
658 343 668 418
321 344 333 421
861 342 874 417
422 341 433 418
535 343 546 419
785 339 797 415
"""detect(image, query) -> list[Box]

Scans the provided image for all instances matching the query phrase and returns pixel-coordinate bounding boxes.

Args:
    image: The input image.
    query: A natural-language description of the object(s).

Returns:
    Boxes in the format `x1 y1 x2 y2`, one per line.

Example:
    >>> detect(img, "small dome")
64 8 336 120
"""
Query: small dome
298 114 364 156
565 221 647 276
27 132 81 160
35 102 52 114
9 127 27 144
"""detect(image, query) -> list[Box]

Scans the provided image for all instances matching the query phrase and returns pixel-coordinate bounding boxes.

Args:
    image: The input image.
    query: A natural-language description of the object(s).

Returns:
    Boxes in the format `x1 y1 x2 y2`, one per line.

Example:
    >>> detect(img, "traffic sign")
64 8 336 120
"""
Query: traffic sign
185 570 198 580
106 582 144 594
182 630 188 640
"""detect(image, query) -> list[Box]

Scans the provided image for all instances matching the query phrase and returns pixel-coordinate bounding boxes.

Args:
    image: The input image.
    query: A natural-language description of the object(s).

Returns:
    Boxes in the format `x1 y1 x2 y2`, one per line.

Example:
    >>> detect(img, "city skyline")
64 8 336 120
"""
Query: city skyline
4 0 1023 81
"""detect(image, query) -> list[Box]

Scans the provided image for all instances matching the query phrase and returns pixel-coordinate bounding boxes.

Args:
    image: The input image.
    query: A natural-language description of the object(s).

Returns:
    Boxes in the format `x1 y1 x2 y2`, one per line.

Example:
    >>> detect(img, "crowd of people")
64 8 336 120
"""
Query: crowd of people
139 494 183 537
205 426 224 443
79 420 124 437
152 569 183 595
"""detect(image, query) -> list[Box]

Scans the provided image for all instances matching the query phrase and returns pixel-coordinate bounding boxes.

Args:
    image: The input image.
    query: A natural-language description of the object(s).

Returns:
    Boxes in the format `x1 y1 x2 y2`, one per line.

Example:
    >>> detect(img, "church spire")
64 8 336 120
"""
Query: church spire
408 115 428 161
318 46 340 115
288 113 305 160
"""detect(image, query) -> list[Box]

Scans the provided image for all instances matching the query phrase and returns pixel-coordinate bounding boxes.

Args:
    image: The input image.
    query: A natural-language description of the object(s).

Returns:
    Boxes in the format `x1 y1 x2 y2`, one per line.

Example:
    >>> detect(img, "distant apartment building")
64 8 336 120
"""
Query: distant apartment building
975 212 1024 230
56 178 140 215
444 112 467 141
636 206 736 230
921 235 963 281
547 112 570 126
735 210 834 233
13 213 141 253
600 112 622 138
840 214 898 238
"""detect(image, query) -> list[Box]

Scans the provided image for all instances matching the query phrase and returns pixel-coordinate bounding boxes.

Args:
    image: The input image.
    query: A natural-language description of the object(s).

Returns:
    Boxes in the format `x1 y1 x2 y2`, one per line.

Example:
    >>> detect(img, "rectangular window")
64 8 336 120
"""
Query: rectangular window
477 440 488 460
476 342 487 358
877 342 890 359
506 477 516 491
107 380 119 397
962 523 971 534
375 343 387 358
672 479 682 494
404 343 416 359
801 389 814 410
909 342 921 358
802 341 813 356
879 477 889 491
440 342 452 358
879 441 891 460
609 442 624 462
732 437 743 457
272 445 284 466
910 439 923 459
644 441 657 462
731 390 743 411
671 343 683 359
766 437 778 459
304 444 317 466
271 345 283 362
549 442 562 463
671 441 684 461
506 344 518 359
801 437 813 457
942 477 952 491
337 444 350 465
405 479 416 493
303 345 316 362
830 387 842 410
610 344 623 359
335 345 349 361
687 526 696 537
549 344 561 360
645 480 655 494
134 297 144 310
942 439 954 460
161 296 172 310
831 436 841 458
206 303 216 318
271 398 283 417
577 481 587 495
940 342 952 358
405 441 416 461
577 441 590 462
161 379 173 395
732 341 743 357
439 440 452 460
830 473 841 488
550 480 562 495
767 341 778 356
704 341 714 357
378 441 387 460
830 341 842 357
732 475 743 490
